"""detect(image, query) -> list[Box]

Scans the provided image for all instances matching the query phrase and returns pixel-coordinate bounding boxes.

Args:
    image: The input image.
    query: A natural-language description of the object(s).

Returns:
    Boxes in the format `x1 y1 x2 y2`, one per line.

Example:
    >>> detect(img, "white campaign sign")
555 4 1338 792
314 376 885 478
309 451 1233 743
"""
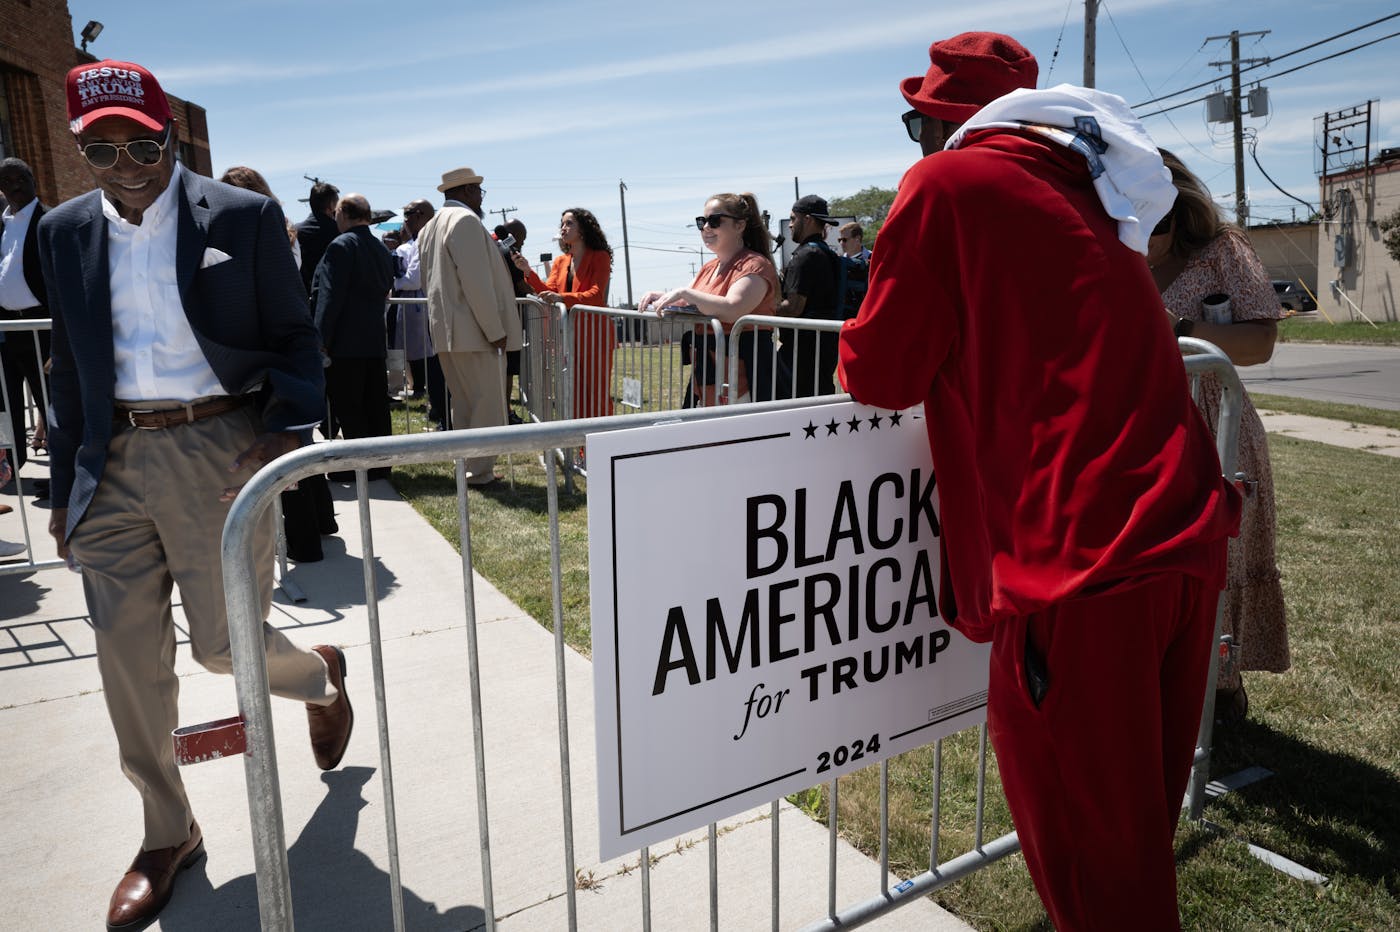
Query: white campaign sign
588 401 990 860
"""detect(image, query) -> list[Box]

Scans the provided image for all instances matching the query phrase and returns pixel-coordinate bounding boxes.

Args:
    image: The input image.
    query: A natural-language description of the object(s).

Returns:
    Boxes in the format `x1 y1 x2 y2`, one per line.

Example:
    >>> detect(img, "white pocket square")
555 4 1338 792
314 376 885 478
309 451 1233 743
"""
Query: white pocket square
200 247 233 269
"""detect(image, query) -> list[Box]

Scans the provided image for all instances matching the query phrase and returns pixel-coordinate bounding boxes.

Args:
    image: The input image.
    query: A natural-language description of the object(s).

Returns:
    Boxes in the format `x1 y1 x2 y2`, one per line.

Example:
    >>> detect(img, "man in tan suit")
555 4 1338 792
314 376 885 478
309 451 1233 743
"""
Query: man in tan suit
417 167 523 484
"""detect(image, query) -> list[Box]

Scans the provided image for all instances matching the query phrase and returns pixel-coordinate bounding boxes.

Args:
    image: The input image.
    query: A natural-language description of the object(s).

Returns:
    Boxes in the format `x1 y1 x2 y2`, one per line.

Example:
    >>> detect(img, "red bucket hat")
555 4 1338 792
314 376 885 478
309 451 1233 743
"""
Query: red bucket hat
66 60 172 134
901 32 1038 124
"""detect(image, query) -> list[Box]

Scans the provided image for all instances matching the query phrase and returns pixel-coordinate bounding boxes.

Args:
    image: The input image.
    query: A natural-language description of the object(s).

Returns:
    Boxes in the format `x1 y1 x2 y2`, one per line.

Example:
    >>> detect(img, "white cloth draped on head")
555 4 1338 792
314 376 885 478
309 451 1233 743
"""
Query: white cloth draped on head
945 84 1175 255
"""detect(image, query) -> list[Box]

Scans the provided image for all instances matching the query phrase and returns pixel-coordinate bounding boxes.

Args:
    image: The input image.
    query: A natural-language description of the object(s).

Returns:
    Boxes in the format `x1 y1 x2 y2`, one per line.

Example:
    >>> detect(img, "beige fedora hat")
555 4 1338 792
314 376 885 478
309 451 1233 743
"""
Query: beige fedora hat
438 166 485 193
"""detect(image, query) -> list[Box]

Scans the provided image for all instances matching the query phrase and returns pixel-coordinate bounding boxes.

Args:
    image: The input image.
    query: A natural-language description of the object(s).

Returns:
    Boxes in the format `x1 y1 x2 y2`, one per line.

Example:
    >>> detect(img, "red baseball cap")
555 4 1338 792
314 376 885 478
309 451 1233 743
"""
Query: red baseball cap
66 60 172 134
901 32 1038 124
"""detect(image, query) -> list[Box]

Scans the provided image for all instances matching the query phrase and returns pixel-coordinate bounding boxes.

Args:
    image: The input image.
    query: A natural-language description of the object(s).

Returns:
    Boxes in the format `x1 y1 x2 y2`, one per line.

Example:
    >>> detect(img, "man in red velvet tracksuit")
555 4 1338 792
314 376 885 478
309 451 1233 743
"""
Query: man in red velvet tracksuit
838 34 1240 931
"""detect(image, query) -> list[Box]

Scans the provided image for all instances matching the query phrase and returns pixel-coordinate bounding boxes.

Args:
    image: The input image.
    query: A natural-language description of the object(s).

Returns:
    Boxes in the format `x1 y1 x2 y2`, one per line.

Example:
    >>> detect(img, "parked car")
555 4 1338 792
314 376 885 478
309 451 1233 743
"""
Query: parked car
1272 280 1317 313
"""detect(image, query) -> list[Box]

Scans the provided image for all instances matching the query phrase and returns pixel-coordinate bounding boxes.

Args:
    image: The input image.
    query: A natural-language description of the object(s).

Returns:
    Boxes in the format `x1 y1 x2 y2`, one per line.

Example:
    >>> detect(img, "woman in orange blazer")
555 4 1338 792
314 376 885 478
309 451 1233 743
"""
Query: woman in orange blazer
514 208 614 421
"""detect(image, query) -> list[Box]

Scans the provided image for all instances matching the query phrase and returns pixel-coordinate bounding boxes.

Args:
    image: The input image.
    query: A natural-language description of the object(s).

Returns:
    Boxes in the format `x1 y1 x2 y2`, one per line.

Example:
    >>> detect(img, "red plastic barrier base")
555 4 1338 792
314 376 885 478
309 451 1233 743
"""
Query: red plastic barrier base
173 715 247 765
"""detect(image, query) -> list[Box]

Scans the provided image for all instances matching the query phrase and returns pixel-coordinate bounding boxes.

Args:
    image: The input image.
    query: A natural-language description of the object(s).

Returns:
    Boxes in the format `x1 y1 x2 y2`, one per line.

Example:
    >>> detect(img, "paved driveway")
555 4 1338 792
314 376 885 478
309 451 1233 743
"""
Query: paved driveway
1242 343 1400 411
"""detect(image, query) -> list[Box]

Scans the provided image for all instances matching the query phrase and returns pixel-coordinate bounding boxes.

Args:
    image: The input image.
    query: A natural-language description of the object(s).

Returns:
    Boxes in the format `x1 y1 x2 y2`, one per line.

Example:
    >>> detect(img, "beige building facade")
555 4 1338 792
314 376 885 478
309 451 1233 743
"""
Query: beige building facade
1247 222 1319 297
1317 154 1400 323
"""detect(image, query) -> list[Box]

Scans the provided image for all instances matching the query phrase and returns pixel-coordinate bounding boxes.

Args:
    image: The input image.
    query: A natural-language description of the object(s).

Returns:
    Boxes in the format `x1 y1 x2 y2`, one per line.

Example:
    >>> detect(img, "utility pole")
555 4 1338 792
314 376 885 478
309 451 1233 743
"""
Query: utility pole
1207 29 1269 228
489 206 518 226
619 180 634 308
1083 0 1098 88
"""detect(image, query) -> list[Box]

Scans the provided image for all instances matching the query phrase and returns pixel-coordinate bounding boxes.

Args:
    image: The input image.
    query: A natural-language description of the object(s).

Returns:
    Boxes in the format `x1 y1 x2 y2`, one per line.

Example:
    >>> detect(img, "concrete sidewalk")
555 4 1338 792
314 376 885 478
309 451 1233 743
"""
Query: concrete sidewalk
0 477 970 931
1255 410 1400 457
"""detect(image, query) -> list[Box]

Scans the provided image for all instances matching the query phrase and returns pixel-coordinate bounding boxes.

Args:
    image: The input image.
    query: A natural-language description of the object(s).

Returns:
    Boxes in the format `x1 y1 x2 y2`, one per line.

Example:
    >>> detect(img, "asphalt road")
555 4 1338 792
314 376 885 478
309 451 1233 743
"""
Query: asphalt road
1241 342 1400 411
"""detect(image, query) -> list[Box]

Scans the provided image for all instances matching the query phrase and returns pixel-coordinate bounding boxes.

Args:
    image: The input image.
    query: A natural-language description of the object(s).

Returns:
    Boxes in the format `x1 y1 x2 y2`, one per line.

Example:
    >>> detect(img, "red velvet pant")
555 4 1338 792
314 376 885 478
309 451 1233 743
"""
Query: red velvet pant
988 567 1221 931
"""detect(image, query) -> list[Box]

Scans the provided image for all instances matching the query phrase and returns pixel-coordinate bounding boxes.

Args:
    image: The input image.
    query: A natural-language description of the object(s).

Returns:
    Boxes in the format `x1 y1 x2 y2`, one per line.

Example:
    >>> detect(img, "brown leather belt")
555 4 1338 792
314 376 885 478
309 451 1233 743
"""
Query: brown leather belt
115 395 253 430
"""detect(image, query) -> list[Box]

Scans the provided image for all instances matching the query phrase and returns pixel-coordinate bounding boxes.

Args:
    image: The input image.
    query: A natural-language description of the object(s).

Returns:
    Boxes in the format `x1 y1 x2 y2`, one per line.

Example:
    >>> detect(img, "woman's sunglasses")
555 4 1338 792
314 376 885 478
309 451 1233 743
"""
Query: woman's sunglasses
695 213 740 230
79 127 171 170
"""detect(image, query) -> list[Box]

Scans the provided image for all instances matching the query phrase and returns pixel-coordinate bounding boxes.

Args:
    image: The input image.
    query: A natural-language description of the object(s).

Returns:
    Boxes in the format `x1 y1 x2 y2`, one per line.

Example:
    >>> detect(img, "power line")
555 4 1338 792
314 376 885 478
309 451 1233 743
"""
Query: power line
1152 38 1211 95
1100 1 1229 165
1043 0 1077 82
1247 131 1315 214
629 243 705 254
1132 11 1400 108
1136 28 1400 119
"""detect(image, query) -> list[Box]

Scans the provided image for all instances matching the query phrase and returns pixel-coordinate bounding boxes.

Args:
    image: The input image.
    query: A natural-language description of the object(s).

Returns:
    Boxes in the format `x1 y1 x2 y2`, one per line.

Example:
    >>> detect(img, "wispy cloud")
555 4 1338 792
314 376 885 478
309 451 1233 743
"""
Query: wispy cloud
251 0 1179 115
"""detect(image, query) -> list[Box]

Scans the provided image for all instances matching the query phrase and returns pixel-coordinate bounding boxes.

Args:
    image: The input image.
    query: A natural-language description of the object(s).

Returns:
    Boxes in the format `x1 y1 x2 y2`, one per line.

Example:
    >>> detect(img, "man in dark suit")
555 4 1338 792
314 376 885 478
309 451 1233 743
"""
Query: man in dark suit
296 180 340 295
0 157 50 474
37 59 355 930
312 192 395 479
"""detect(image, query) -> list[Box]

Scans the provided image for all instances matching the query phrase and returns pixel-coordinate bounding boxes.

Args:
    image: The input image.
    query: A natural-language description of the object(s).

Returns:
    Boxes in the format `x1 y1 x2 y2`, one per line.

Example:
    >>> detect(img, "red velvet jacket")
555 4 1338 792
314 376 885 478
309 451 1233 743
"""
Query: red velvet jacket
838 130 1240 637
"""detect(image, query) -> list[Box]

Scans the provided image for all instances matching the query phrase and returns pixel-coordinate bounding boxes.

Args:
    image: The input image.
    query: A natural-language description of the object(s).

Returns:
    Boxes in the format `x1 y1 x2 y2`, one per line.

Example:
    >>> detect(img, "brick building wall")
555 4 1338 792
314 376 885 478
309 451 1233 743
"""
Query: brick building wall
0 0 87 204
0 0 212 206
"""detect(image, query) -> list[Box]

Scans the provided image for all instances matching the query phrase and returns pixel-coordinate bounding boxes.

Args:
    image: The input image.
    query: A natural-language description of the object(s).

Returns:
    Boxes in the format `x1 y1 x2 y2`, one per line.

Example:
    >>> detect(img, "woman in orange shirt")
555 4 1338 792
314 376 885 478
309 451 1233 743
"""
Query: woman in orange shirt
639 192 788 404
513 208 614 420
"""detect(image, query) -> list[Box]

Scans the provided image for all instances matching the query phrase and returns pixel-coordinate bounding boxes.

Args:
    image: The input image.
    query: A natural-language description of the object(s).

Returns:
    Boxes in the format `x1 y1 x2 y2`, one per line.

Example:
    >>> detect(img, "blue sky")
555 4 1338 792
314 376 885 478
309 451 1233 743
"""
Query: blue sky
66 0 1400 300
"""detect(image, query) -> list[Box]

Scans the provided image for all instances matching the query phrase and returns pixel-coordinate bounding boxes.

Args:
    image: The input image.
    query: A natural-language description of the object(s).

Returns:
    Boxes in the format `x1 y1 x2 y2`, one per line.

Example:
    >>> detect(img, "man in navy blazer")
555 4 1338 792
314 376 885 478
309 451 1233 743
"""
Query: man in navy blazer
311 192 395 479
37 59 355 931
296 179 340 296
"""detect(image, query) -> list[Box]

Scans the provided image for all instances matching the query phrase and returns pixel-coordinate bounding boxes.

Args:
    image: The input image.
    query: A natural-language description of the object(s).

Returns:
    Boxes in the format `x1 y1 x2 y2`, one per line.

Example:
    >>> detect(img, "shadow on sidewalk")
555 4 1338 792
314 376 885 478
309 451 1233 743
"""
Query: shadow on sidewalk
275 537 400 614
0 569 48 622
159 766 484 930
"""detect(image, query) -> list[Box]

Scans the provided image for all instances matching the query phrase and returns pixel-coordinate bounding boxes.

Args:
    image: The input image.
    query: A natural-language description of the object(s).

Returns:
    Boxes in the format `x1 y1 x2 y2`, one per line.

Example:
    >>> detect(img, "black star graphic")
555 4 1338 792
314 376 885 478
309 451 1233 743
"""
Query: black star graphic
846 416 862 433
868 414 883 430
888 411 903 426
825 419 840 436
803 421 818 438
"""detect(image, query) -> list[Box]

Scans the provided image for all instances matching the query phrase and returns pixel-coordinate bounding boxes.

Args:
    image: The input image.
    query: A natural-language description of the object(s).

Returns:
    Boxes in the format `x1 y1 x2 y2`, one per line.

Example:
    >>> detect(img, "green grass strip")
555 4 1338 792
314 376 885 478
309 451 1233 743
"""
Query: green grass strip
1252 393 1400 432
1277 319 1400 345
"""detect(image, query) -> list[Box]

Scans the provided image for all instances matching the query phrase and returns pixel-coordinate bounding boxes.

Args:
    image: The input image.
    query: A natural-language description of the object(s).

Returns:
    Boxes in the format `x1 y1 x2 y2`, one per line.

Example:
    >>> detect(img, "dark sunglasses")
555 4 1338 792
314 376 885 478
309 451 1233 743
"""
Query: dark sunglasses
403 208 423 217
901 109 925 143
79 126 171 170
1151 212 1173 236
695 213 740 230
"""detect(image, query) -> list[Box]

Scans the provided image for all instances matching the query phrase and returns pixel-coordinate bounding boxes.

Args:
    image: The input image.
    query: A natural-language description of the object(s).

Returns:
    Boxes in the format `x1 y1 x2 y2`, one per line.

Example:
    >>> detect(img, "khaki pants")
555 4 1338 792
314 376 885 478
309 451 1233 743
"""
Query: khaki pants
69 406 334 849
437 350 505 484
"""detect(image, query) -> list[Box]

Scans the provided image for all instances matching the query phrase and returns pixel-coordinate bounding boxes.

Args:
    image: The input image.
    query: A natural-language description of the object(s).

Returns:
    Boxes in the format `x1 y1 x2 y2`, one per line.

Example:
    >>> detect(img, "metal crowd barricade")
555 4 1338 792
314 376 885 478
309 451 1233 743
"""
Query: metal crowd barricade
222 400 819 932
219 341 1244 931
1179 338 1245 821
381 296 430 435
570 304 728 418
728 315 845 404
0 316 60 576
517 296 568 426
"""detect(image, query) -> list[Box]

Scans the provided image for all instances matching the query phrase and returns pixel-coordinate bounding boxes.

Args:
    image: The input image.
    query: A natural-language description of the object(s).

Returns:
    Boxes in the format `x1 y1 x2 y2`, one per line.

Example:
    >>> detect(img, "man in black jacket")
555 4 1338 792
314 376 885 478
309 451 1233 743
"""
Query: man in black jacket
296 180 340 295
312 193 395 478
0 158 50 473
778 194 841 397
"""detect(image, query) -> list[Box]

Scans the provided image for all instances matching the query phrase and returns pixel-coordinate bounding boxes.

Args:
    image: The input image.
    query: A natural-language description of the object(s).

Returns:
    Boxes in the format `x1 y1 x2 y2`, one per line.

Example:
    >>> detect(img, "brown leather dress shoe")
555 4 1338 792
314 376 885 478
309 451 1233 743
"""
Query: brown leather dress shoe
307 644 353 770
106 821 204 930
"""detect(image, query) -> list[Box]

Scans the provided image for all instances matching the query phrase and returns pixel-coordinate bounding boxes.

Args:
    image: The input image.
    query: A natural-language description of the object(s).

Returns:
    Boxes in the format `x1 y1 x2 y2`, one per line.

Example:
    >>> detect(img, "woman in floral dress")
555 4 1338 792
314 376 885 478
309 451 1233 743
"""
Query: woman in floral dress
1148 150 1290 722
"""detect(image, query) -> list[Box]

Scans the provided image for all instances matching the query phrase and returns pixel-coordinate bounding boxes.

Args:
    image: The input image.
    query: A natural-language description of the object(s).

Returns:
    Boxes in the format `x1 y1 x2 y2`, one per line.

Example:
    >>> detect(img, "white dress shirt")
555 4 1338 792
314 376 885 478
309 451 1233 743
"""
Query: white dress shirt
0 198 42 311
394 238 421 291
104 162 227 402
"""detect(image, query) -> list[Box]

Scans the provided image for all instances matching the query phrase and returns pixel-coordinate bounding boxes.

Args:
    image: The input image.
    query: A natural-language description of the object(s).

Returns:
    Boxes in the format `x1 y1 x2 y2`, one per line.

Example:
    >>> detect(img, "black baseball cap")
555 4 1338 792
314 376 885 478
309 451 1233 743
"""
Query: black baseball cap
792 195 836 224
